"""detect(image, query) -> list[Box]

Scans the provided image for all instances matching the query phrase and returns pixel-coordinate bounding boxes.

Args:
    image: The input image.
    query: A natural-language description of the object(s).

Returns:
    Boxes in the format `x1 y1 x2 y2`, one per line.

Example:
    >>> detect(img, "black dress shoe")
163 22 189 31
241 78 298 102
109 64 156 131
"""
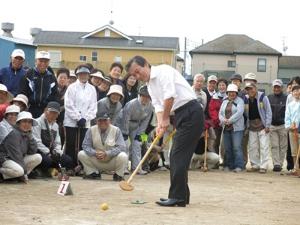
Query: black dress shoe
156 198 186 207
160 198 189 205
113 173 124 181
83 172 101 180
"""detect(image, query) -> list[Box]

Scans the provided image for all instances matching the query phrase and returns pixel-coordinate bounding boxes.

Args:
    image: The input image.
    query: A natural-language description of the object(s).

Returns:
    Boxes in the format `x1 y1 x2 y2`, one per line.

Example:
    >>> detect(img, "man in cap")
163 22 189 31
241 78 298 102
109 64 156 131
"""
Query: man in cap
244 83 272 173
19 51 58 118
0 105 20 143
126 56 204 207
0 49 26 96
267 79 287 172
120 85 153 175
33 102 74 177
203 75 217 119
64 65 97 168
97 84 123 125
78 112 128 181
0 111 42 183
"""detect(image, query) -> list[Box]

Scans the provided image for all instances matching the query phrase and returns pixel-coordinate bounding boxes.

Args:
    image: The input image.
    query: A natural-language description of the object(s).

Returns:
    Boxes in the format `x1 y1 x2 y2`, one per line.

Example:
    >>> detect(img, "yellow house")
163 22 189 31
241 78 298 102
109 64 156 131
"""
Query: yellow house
33 24 180 74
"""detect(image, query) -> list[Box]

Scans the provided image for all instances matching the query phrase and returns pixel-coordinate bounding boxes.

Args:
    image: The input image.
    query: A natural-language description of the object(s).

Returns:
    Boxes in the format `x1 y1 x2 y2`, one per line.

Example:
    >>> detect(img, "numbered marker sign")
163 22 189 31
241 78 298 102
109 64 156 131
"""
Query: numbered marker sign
57 181 73 196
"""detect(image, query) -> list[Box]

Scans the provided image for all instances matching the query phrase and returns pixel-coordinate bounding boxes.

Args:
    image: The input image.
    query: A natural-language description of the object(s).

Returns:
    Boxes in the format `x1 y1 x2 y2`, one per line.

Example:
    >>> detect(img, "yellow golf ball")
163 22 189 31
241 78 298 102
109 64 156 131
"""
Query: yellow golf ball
100 203 109 211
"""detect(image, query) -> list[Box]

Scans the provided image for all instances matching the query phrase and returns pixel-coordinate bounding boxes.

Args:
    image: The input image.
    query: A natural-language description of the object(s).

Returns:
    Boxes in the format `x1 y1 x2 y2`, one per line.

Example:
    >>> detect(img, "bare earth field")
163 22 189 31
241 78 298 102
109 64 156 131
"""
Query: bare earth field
0 170 300 225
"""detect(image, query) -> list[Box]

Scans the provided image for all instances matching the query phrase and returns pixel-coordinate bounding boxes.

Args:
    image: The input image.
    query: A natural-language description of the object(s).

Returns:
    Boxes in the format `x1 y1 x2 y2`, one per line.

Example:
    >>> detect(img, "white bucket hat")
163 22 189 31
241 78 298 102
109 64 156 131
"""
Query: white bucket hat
226 84 238 93
69 70 76 78
244 73 257 81
0 84 13 102
107 84 124 98
90 71 104 79
5 105 20 115
13 94 28 108
16 111 38 126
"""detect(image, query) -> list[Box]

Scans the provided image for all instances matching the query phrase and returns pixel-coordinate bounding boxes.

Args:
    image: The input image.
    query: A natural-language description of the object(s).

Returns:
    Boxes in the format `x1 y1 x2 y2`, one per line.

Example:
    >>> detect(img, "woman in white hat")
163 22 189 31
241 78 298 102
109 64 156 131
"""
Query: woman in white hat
0 111 42 183
89 69 105 100
97 84 123 125
0 84 14 121
98 76 112 100
12 94 28 112
64 65 97 168
0 105 20 143
219 84 245 173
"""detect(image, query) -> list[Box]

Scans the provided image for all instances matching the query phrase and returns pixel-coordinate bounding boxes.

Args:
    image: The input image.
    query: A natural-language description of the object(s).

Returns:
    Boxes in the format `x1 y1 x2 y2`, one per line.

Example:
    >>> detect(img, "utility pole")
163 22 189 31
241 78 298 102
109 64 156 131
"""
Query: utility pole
183 37 187 76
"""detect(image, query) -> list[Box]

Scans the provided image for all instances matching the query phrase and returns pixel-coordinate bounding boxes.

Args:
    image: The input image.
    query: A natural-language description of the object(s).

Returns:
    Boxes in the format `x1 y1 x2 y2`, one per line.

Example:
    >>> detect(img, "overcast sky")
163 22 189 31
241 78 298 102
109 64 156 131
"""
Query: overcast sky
1 0 299 68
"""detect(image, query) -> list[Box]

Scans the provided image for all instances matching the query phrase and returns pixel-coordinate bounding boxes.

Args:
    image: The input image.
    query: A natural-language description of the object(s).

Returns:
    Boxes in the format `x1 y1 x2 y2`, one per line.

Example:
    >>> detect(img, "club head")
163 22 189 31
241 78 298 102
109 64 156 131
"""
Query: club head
119 181 134 191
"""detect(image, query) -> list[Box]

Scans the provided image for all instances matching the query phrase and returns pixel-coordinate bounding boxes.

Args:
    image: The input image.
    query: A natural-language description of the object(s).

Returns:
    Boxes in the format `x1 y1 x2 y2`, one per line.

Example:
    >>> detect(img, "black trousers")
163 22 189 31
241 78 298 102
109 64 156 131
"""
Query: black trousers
65 127 87 166
39 153 74 171
168 100 204 201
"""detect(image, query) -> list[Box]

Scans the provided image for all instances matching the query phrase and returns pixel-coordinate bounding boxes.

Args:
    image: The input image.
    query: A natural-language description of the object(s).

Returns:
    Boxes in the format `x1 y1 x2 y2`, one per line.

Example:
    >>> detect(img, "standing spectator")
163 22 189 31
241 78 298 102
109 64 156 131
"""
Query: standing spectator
244 83 272 173
0 49 26 96
109 62 124 86
12 94 28 112
32 102 74 176
219 84 245 172
285 85 300 172
203 75 217 119
0 111 42 183
192 74 207 109
0 105 20 143
120 86 153 175
19 51 58 118
56 68 70 146
122 74 139 106
90 70 105 100
64 65 97 167
209 78 228 154
230 73 244 98
97 84 123 125
268 79 287 172
69 70 77 84
98 76 112 100
0 84 13 121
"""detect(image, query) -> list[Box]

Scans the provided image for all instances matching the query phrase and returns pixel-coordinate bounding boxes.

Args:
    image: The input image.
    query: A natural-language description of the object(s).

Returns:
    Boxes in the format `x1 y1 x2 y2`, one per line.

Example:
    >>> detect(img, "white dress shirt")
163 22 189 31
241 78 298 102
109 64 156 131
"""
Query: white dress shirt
64 80 97 128
147 65 196 113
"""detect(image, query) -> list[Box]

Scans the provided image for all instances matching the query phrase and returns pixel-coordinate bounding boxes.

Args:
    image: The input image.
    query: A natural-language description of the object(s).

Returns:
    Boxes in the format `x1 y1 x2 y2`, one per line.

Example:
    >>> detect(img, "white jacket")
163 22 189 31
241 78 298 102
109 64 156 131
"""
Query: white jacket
64 80 97 128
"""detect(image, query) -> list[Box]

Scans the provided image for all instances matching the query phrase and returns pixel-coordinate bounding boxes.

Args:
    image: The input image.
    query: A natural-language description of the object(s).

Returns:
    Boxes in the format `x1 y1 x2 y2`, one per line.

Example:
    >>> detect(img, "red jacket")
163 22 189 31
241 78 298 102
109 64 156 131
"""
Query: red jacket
0 103 9 122
208 98 222 128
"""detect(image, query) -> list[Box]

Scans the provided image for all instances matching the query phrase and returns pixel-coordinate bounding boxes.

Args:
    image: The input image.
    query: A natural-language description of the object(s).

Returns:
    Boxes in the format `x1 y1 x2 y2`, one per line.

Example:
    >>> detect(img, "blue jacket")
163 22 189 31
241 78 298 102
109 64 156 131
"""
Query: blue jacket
0 63 26 96
244 92 272 129
285 100 300 129
219 96 245 131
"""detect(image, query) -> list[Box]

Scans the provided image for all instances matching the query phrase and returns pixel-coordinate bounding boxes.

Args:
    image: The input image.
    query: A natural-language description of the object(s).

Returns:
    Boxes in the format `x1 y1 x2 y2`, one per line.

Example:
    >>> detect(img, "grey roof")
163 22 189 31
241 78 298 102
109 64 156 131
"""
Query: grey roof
33 31 179 50
190 34 281 56
279 56 300 69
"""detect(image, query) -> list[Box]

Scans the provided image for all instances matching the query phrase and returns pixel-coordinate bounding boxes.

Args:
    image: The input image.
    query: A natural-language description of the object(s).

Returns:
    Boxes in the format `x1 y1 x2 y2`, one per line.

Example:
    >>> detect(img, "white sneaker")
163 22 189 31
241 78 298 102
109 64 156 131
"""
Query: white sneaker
233 168 242 173
136 169 148 175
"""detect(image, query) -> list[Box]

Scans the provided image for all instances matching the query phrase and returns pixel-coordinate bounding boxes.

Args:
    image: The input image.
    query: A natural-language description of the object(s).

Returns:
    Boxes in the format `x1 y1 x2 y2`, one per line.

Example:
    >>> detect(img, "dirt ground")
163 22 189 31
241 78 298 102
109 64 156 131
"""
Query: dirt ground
0 169 300 225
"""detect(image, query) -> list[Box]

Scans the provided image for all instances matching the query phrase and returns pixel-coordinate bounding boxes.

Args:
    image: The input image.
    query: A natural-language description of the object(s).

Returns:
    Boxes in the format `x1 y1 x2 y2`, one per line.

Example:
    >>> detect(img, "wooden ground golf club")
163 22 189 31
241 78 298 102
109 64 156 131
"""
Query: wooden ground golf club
202 129 208 172
293 130 300 175
119 130 176 191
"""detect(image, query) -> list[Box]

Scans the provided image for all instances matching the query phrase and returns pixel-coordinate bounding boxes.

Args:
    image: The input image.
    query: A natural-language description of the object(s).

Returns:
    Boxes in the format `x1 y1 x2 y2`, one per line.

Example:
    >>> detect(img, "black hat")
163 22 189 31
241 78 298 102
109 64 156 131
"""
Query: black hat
138 85 150 97
46 101 60 113
230 73 242 82
96 112 110 120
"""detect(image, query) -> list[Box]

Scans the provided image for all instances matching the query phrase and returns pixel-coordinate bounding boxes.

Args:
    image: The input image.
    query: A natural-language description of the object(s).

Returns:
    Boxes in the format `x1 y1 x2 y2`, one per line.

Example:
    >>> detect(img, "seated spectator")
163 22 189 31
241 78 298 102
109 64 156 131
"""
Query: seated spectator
0 84 13 121
219 84 245 172
12 94 28 112
32 102 74 177
0 105 20 143
0 49 26 96
122 74 139 106
97 84 123 125
78 112 128 181
0 111 42 183
120 86 153 175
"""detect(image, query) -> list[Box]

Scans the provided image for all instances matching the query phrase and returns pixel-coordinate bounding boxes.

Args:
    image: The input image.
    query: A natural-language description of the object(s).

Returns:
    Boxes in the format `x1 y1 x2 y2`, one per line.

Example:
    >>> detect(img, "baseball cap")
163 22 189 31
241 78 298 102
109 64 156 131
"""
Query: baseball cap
11 49 25 59
46 101 60 113
208 75 218 83
272 79 283 87
96 112 110 120
36 51 50 60
230 73 242 82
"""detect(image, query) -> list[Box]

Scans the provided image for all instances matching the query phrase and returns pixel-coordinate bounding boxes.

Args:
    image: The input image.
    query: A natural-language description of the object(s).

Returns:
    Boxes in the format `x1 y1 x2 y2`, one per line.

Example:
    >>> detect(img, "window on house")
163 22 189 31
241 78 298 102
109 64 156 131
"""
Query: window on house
92 51 98 62
105 29 111 37
80 55 87 62
48 50 61 68
114 56 122 63
257 58 267 72
227 60 236 68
